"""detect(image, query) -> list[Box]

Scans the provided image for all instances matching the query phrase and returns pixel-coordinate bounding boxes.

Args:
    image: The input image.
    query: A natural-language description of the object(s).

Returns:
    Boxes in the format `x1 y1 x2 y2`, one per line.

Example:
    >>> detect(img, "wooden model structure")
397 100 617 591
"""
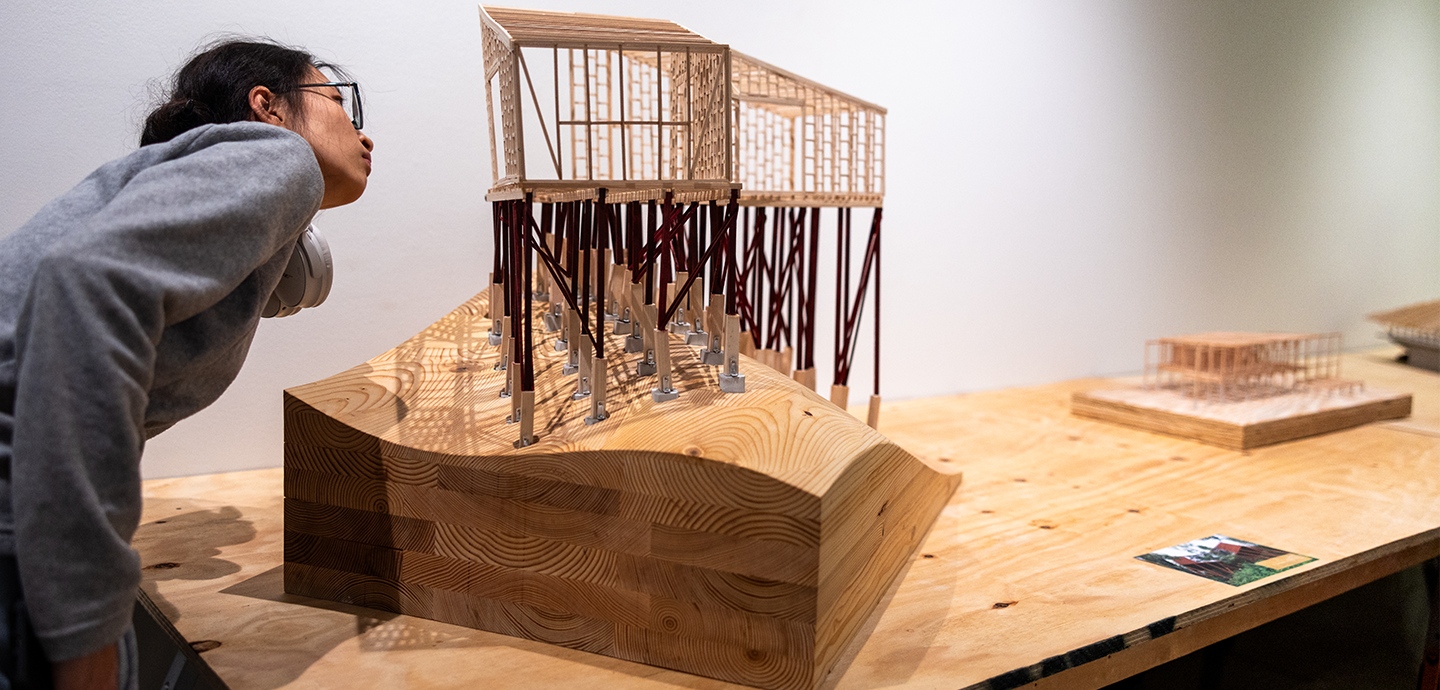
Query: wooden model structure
729 51 887 424
1370 299 1440 372
1142 332 1352 402
282 8 957 690
1074 332 1412 450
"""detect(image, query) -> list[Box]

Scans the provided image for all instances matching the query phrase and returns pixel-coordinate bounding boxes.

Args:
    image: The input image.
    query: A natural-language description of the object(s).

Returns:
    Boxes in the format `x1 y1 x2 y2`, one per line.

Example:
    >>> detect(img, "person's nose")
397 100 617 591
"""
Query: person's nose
359 130 374 152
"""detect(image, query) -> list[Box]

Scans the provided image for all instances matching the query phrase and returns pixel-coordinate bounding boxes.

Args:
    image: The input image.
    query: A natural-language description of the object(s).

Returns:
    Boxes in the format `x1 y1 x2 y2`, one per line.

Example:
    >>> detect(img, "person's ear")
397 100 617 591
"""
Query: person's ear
249 85 285 125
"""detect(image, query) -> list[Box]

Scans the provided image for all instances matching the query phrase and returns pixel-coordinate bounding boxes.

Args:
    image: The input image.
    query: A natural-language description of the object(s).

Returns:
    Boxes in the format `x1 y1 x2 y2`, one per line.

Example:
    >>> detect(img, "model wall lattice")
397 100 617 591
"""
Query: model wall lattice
482 6 735 203
1143 332 1357 403
732 52 885 208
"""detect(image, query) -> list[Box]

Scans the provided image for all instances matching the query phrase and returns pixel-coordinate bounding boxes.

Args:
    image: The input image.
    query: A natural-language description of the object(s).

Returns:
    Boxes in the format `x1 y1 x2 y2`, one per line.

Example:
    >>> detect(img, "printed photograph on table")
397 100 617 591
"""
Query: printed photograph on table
1137 534 1316 586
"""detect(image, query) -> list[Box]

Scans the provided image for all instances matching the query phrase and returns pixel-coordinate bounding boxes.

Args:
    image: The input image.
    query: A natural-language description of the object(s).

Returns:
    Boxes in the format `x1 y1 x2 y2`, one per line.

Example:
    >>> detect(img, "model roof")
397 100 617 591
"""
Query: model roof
1162 332 1314 347
481 6 719 49
1370 299 1440 333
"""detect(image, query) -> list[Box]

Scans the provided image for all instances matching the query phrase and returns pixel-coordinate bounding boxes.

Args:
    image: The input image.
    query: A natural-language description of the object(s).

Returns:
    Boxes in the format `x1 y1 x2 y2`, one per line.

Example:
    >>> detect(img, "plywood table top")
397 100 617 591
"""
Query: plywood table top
134 348 1440 690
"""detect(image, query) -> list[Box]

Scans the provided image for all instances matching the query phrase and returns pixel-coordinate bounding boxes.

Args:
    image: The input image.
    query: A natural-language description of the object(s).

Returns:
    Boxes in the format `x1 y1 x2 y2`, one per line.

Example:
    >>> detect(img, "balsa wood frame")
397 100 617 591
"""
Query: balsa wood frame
1142 332 1350 403
731 51 886 209
481 6 738 204
1074 331 1412 449
479 5 888 418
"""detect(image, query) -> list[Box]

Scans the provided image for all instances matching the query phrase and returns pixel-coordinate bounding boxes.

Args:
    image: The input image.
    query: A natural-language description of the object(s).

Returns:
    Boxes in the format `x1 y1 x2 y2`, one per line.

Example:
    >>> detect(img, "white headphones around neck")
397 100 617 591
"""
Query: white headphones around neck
262 224 332 318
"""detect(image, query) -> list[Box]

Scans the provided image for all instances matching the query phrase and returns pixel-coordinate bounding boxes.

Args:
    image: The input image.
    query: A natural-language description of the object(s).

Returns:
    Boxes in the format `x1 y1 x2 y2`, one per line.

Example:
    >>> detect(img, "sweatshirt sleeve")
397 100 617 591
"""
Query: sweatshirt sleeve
8 123 323 662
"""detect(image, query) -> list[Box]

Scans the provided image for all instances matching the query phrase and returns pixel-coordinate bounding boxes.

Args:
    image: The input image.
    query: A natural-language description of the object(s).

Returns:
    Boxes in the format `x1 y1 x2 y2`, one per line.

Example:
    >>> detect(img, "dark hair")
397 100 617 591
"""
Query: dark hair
140 38 345 146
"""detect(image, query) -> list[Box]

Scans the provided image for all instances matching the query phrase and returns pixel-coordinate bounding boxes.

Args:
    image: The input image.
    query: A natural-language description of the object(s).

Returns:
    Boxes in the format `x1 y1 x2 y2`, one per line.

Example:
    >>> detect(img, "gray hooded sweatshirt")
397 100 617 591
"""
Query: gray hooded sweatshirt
0 121 324 661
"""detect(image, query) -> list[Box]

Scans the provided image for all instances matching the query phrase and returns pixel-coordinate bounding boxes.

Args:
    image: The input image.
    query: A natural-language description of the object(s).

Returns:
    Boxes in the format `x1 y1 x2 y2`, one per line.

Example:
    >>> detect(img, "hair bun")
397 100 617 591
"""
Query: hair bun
140 97 216 146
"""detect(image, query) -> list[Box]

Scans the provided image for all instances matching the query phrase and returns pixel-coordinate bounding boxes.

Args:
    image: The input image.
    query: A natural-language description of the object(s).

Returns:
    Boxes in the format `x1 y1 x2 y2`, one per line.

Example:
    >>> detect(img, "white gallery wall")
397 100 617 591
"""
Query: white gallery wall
2 0 1437 479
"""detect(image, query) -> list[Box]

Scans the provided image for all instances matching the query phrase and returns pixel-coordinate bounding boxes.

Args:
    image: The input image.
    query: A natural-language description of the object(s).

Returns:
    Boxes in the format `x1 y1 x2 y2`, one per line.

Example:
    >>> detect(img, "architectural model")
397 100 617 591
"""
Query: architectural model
281 8 959 690
1073 332 1411 449
1370 299 1440 372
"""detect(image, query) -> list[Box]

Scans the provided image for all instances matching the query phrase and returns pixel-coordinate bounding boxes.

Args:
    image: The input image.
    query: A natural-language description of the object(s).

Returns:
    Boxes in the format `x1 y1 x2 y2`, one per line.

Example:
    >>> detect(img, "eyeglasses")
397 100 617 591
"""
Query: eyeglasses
286 81 363 130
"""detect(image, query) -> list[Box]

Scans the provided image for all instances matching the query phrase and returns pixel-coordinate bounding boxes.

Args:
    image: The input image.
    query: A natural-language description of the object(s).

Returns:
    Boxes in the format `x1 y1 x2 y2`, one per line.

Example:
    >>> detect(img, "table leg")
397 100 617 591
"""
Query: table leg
1420 556 1440 690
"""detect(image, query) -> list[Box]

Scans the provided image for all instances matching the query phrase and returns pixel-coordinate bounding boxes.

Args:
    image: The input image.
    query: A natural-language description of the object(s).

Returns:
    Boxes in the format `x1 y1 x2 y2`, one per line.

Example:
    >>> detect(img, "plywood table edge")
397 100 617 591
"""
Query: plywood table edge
1011 529 1440 690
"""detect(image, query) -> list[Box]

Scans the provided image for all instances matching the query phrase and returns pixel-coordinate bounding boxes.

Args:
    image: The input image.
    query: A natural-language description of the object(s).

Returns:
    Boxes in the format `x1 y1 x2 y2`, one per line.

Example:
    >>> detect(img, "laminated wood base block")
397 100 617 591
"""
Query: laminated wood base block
282 290 961 690
1071 386 1412 450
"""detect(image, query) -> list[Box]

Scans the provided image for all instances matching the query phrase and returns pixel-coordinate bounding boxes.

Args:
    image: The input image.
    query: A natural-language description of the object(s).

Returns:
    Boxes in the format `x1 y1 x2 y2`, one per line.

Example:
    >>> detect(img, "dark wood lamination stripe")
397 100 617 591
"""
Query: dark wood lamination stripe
401 549 651 629
429 586 616 655
285 551 808 660
284 498 819 623
285 468 819 586
284 530 401 580
617 623 811 690
284 445 385 480
283 498 436 552
435 463 623 515
288 451 820 547
284 562 617 655
623 453 821 521
284 467 391 514
284 468 652 556
376 446 823 522
382 447 628 492
638 561 817 624
649 595 814 657
650 524 817 587
285 561 813 688
615 492 820 548
284 559 434 619
285 445 439 487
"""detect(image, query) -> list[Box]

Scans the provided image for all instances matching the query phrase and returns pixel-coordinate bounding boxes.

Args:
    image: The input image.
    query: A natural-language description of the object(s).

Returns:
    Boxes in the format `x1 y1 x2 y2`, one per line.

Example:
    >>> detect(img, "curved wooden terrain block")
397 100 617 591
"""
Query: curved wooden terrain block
282 291 961 690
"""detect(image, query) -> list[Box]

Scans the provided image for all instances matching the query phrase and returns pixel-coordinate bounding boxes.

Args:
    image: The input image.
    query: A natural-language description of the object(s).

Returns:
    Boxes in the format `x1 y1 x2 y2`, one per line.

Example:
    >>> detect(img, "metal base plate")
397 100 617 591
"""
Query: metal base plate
719 373 746 394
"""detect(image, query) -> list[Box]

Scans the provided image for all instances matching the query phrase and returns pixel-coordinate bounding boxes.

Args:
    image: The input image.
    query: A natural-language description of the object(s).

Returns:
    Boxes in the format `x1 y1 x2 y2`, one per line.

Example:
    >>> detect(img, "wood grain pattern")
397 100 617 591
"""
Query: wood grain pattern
134 347 1440 690
282 289 959 690
1073 386 1412 450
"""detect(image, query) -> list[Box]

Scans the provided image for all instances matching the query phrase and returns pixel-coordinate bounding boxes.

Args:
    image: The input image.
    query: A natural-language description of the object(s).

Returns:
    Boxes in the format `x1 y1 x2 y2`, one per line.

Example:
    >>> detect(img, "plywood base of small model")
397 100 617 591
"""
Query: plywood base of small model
282 290 961 690
1071 386 1412 450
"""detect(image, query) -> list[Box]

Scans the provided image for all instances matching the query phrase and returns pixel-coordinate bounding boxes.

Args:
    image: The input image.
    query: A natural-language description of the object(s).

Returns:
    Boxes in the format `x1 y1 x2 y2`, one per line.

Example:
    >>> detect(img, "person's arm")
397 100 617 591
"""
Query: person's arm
9 123 323 665
53 643 118 690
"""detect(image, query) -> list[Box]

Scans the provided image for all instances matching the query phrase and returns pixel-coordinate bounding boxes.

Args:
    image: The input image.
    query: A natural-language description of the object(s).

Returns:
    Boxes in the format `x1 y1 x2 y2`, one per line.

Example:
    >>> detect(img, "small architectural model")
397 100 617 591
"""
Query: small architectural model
282 8 954 690
1142 332 1353 402
1370 299 1440 372
1073 332 1411 449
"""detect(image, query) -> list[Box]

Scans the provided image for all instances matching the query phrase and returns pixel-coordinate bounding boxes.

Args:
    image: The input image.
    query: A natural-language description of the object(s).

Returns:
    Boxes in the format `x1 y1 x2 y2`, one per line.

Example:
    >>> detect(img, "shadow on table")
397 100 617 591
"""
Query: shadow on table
217 565 730 690
133 504 257 623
